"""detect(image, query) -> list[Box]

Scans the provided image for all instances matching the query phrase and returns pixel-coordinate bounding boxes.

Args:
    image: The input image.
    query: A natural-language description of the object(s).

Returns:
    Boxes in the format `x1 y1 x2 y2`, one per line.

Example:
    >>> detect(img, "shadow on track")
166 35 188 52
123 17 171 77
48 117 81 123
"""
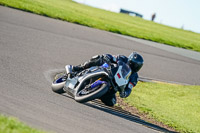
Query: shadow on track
48 71 176 133
83 99 177 133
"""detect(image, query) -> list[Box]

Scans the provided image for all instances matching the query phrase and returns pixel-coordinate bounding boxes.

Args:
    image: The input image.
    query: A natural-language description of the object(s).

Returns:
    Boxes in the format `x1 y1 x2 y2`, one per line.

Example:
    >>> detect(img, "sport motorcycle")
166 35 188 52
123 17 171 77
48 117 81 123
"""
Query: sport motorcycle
51 61 132 103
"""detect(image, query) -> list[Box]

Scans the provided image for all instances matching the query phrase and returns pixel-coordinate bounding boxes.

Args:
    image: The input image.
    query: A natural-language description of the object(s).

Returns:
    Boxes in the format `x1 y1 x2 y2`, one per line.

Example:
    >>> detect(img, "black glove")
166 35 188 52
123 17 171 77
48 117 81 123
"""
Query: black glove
119 88 127 98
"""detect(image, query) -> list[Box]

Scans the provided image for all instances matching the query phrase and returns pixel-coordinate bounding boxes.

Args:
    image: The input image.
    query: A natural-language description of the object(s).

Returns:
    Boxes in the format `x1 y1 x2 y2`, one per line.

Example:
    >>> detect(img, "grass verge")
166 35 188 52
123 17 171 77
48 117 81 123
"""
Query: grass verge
122 82 200 133
0 115 46 133
0 0 200 52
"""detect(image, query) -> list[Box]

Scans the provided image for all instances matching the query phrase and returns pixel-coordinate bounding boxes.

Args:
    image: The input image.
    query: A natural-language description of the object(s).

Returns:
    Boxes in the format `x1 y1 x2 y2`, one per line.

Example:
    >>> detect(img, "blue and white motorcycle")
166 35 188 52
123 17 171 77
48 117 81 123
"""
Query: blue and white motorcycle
51 62 131 103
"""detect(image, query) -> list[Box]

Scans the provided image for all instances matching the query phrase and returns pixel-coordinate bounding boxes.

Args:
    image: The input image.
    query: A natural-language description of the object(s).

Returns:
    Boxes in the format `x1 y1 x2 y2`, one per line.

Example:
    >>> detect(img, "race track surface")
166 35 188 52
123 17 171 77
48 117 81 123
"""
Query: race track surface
0 6 200 133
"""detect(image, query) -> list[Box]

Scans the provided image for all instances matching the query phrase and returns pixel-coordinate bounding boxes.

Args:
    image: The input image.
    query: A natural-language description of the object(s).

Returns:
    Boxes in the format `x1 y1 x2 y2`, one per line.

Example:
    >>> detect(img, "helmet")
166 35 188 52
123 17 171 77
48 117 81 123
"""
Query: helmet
128 52 143 73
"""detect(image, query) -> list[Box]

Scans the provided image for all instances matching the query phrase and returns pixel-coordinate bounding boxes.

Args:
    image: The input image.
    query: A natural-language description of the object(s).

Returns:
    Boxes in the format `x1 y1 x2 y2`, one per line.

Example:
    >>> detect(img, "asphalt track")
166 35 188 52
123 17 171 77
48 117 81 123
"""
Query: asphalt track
0 6 200 133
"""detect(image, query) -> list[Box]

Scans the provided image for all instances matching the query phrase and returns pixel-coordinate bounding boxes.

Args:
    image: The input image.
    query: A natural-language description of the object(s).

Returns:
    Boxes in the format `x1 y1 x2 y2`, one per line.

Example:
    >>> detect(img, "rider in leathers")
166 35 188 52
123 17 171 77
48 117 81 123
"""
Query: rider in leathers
72 52 144 106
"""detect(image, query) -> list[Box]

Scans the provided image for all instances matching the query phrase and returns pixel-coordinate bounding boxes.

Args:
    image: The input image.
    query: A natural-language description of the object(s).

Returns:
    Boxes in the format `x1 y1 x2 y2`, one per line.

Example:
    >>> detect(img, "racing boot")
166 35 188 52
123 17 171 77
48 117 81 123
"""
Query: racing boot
72 65 84 72
72 61 93 72
65 65 83 79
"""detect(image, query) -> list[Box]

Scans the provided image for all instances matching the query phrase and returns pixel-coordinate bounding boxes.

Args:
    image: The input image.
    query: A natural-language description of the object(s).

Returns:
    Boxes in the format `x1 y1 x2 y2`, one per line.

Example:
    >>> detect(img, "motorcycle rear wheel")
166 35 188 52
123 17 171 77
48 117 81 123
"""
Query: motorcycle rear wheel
75 83 109 103
51 73 66 94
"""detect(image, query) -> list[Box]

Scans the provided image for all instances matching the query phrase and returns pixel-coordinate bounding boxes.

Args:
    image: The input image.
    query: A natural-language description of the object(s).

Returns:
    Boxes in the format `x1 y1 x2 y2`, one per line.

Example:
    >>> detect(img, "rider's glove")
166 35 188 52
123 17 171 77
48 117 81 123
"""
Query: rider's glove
118 87 125 97
119 89 127 98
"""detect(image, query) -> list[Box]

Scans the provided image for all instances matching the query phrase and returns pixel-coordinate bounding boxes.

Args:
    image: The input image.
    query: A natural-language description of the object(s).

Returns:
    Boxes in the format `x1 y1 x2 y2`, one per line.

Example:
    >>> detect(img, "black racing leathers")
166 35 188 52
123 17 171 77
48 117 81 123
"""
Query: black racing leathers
103 54 138 98
76 54 138 106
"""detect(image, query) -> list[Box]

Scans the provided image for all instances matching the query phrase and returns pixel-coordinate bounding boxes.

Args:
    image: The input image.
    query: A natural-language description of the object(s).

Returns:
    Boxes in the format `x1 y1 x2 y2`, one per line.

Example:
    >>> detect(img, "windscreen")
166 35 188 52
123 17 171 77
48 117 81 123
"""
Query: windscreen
121 64 132 80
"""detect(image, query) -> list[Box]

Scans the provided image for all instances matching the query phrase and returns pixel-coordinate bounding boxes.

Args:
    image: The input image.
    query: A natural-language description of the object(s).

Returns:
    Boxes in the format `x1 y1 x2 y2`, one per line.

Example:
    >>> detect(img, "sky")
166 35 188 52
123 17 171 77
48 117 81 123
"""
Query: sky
74 0 200 33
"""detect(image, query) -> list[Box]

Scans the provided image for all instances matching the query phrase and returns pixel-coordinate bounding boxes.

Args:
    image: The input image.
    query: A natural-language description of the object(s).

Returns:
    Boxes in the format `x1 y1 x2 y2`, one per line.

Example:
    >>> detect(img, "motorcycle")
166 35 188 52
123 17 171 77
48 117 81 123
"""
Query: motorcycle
51 61 132 103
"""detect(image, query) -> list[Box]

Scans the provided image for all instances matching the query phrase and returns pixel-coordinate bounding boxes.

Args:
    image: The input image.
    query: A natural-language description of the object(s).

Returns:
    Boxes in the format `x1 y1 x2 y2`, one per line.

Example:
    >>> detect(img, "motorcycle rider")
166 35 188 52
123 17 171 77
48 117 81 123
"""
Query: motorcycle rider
72 52 144 106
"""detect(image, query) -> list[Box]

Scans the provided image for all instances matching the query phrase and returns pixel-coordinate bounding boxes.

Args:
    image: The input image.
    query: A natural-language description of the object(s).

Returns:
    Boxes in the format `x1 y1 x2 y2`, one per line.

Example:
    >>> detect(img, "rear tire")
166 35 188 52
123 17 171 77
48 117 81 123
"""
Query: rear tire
51 73 66 94
75 83 109 103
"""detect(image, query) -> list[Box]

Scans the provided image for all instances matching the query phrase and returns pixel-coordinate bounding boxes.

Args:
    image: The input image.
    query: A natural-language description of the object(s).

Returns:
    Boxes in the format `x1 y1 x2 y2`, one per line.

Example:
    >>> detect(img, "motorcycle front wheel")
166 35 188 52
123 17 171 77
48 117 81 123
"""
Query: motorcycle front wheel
51 73 66 94
75 83 109 103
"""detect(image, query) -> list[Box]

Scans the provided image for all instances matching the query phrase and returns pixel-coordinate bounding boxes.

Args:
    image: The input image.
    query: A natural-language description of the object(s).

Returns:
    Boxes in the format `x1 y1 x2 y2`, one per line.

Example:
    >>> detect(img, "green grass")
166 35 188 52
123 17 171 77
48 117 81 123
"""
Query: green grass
1 0 200 52
0 115 46 133
0 1 200 132
124 82 200 133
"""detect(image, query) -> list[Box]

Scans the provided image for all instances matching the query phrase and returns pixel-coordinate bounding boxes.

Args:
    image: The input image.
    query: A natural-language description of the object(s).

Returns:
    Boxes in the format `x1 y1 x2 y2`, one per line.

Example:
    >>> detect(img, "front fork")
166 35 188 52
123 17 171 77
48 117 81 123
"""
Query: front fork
91 80 107 89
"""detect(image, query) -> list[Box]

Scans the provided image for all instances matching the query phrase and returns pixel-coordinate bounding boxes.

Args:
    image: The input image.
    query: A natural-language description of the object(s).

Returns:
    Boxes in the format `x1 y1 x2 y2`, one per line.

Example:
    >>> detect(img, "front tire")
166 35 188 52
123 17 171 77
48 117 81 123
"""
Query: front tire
51 73 66 94
75 83 109 103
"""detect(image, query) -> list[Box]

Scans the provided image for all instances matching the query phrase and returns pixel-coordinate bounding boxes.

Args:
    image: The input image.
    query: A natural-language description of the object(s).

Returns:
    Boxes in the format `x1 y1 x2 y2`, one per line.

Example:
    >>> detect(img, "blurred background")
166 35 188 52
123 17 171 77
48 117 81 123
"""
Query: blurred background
74 0 200 33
